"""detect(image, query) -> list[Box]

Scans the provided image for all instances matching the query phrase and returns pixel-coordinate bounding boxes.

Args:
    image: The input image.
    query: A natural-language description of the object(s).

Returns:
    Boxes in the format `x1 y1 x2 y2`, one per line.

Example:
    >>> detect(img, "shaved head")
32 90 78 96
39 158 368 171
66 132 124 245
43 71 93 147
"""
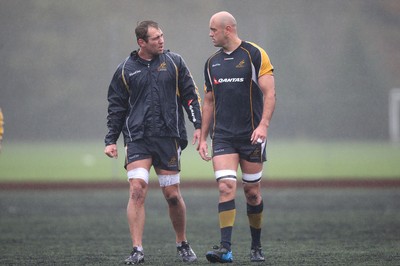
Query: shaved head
208 11 241 51
210 11 237 29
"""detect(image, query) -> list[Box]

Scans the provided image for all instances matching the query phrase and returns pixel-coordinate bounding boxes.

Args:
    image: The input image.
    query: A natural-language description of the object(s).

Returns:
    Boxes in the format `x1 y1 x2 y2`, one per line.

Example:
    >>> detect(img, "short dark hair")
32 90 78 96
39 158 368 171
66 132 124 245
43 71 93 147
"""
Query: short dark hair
135 20 159 42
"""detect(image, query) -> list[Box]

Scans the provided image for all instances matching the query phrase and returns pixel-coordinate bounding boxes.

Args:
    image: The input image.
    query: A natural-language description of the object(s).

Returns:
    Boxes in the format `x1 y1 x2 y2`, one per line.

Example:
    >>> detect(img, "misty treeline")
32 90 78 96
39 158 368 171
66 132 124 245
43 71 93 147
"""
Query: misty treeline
0 1 399 141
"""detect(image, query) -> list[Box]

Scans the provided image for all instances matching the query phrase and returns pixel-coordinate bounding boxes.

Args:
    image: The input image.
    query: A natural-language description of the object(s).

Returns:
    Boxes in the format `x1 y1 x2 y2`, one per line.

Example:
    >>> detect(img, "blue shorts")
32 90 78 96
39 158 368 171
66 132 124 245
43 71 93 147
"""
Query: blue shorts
125 137 181 171
212 138 267 163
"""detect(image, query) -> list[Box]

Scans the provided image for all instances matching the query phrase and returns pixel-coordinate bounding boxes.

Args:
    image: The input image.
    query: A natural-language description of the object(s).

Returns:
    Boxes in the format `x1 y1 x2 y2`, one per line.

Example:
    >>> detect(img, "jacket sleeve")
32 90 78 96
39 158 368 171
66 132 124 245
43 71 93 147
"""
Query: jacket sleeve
104 64 130 146
172 53 202 129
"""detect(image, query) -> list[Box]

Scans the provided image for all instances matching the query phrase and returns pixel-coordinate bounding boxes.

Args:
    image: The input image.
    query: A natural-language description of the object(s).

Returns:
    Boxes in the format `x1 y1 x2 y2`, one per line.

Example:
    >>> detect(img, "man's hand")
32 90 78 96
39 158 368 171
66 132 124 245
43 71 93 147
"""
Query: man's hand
192 129 201 146
198 141 212 161
250 125 267 145
104 144 118 159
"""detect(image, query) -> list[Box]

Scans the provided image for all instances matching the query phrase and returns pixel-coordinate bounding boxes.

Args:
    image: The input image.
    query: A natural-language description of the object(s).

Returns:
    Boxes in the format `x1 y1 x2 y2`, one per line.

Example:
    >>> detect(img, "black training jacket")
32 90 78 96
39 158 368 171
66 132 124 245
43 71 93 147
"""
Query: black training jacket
105 50 202 150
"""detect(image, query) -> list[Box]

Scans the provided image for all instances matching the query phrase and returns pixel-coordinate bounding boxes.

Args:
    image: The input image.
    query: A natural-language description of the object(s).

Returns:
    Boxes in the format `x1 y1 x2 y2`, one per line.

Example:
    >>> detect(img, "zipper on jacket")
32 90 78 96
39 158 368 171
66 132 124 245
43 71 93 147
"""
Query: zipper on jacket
149 63 156 135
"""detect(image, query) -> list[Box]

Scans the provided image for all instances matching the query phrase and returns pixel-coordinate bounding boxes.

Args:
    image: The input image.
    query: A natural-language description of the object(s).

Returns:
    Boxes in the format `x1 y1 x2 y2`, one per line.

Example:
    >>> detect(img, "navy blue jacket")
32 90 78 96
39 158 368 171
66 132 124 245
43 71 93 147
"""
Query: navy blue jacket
105 50 202 150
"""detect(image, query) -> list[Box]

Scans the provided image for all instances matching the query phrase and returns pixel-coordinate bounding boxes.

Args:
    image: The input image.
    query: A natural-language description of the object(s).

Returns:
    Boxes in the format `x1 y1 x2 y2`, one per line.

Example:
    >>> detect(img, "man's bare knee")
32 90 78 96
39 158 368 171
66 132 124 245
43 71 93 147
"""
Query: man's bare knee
166 195 180 206
129 182 146 204
219 181 235 197
244 185 261 205
246 193 259 204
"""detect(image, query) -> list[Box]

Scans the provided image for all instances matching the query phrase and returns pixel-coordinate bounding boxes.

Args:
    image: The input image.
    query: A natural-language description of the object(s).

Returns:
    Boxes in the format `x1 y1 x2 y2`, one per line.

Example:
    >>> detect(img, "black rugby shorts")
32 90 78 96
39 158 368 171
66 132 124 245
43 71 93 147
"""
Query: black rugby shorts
125 137 181 171
212 138 267 163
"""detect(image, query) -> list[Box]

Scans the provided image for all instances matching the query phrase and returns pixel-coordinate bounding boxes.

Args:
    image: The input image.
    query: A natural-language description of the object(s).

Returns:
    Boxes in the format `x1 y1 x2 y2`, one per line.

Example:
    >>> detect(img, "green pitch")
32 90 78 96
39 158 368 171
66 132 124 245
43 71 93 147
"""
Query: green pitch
0 188 399 265
0 139 399 182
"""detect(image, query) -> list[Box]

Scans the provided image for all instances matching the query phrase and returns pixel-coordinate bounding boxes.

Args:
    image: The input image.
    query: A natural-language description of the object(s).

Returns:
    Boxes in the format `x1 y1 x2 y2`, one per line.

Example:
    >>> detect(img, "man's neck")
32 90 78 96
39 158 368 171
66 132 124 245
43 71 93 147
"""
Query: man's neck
223 38 242 53
138 49 154 61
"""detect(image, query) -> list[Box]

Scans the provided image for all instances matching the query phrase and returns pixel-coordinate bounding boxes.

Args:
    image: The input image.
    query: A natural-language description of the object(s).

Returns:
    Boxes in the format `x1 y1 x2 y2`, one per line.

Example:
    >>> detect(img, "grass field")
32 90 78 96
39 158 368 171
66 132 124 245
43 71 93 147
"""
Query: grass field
0 140 399 182
0 187 399 265
1 140 398 265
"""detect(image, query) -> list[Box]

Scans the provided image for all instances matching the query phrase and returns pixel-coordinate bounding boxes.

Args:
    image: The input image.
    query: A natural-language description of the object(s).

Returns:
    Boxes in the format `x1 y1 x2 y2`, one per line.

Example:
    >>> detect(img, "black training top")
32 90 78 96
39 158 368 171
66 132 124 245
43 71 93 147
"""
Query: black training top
105 50 202 150
204 41 273 140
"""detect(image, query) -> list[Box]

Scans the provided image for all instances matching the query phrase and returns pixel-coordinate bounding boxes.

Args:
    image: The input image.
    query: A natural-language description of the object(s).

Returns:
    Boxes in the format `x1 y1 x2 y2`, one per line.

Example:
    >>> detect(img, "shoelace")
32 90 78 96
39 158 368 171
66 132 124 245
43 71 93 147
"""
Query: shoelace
179 243 191 256
131 248 143 257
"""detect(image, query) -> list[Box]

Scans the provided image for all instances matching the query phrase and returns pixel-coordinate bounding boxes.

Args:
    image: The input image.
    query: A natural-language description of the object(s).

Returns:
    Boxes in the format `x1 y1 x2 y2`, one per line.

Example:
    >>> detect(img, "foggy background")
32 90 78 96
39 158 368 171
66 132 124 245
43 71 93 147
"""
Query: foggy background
1 0 399 143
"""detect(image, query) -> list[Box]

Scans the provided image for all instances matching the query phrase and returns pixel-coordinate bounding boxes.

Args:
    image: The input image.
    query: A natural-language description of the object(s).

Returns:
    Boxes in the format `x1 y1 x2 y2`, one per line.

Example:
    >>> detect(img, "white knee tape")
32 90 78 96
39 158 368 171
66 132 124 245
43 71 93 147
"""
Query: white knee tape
158 174 180 187
127 168 149 184
242 171 262 183
215 170 237 181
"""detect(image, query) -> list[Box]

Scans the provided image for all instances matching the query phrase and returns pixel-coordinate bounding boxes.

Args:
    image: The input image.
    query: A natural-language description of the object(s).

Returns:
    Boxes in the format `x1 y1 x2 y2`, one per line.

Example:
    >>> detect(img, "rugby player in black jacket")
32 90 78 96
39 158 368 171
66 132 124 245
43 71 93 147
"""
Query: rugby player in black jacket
104 20 201 264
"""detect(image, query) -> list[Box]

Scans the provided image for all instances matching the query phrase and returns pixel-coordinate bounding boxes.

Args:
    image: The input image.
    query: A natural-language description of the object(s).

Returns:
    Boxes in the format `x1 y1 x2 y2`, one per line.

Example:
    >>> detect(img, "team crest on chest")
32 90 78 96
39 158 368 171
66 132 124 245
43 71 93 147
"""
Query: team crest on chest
236 60 245 68
158 62 167 71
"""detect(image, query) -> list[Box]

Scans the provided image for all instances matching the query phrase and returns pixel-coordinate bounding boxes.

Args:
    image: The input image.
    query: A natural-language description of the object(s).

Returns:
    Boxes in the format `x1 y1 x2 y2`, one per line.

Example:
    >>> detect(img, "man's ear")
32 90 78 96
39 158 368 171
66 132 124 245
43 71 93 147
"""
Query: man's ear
137 38 146 47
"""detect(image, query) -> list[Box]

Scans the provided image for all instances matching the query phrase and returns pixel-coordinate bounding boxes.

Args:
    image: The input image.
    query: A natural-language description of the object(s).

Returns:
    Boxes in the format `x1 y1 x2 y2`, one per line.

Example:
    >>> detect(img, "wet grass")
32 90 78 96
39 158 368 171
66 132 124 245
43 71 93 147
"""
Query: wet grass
0 187 399 265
